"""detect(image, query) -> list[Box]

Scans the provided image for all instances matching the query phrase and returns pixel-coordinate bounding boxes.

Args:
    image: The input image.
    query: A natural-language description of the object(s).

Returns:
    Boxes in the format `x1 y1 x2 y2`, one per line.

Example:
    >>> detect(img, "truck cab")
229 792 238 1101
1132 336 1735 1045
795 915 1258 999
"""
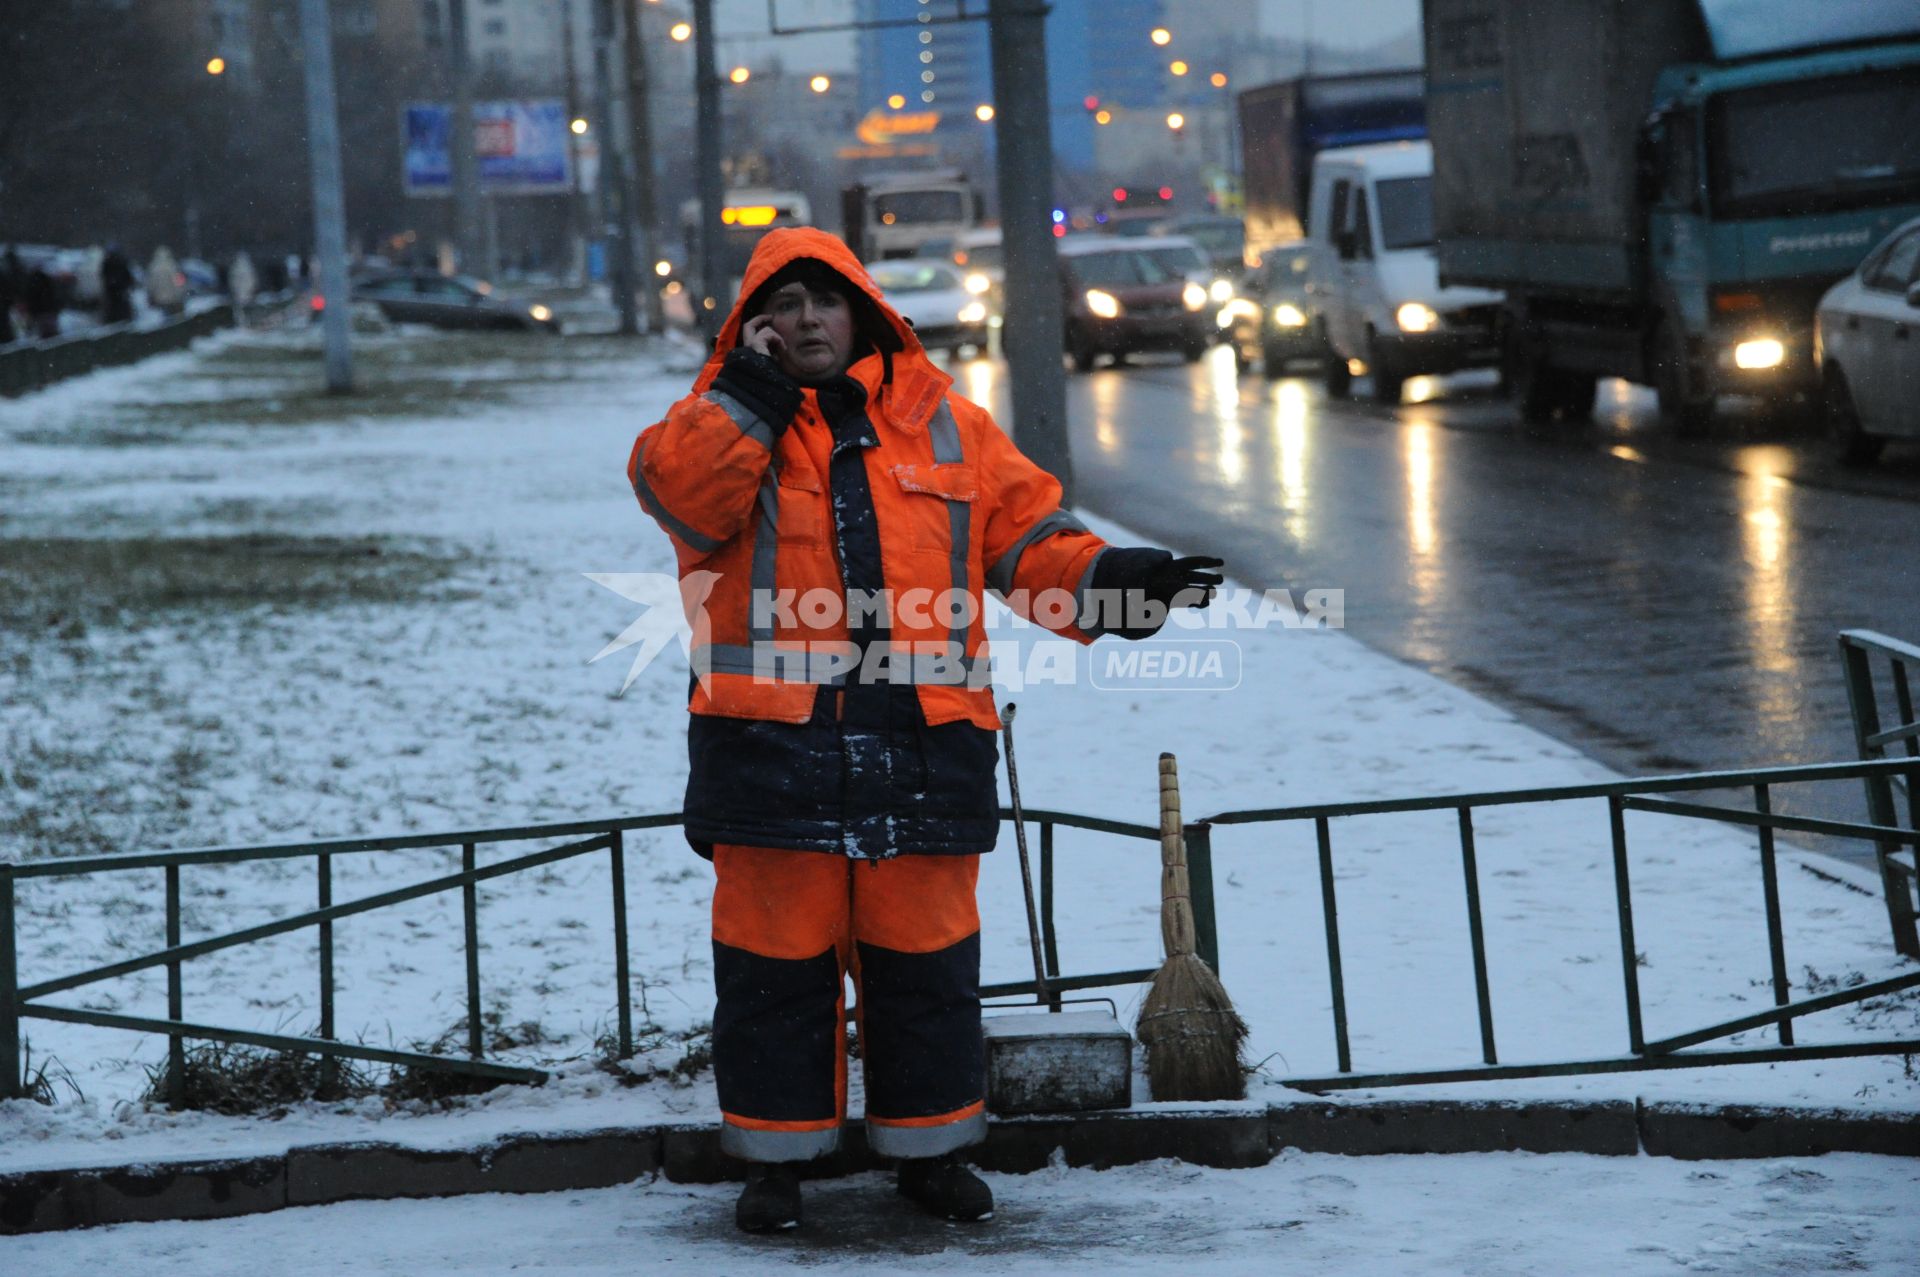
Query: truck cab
1639 46 1920 425
1308 142 1503 403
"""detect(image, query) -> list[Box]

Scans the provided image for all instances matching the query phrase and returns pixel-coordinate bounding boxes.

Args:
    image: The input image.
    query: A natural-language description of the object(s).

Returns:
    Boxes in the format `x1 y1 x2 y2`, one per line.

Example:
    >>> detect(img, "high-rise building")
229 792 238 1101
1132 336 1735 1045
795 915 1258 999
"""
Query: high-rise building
852 0 1171 179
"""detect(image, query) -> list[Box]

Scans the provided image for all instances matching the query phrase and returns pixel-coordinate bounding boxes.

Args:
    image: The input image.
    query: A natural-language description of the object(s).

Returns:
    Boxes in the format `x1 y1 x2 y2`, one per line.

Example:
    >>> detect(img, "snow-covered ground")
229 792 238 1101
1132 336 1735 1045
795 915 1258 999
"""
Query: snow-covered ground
1 325 1916 1188
6 1151 1919 1274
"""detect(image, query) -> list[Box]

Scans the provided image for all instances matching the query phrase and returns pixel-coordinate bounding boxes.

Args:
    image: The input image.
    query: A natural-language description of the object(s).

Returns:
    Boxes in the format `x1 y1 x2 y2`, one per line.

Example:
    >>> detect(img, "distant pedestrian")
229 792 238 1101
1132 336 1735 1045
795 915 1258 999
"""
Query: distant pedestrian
146 246 185 315
229 251 258 308
23 264 61 339
0 247 20 344
101 244 136 325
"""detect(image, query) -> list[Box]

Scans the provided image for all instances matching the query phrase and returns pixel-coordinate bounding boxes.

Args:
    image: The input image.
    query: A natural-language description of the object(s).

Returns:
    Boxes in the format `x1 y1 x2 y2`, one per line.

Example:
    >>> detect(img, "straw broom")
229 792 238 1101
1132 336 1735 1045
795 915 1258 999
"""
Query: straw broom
1136 752 1248 1102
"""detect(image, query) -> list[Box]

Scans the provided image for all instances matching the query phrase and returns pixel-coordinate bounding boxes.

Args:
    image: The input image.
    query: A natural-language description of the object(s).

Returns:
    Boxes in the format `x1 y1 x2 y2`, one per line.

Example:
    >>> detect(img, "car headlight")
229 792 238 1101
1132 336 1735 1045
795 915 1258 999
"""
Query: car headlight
1273 302 1307 328
1208 278 1234 304
1395 302 1437 333
528 304 552 323
1733 337 1784 370
1086 289 1121 319
964 272 991 296
958 301 987 324
1182 282 1208 311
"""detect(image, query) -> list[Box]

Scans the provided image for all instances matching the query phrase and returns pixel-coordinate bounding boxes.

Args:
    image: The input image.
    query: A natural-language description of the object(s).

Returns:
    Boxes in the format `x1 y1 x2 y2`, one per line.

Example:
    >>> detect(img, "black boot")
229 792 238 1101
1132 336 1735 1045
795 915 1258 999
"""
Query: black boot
897 1153 994 1221
735 1163 802 1233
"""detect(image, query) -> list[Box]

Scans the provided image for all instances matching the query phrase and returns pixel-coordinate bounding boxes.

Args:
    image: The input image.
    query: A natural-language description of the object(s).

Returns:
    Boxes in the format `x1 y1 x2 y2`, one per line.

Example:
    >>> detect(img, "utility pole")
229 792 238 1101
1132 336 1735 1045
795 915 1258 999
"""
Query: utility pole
299 0 353 392
988 0 1073 497
447 0 482 272
593 0 639 334
622 0 665 333
559 0 592 283
693 0 725 346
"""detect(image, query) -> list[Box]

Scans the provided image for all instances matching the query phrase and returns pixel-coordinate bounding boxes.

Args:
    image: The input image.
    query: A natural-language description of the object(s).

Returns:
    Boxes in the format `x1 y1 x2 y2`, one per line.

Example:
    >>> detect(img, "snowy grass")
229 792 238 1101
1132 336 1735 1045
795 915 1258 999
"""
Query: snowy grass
0 324 1915 1177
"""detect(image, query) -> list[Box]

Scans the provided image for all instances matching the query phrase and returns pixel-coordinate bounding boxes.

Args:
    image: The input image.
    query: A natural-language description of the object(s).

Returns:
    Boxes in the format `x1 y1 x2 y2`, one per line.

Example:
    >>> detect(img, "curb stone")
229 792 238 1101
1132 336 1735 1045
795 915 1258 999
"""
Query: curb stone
4 1102 1915 1235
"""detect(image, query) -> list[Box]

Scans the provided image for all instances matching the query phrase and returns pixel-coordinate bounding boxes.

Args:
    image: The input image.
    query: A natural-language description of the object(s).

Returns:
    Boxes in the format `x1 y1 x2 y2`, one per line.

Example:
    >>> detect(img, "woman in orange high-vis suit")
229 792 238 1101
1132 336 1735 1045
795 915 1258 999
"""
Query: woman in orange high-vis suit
626 228 1221 1233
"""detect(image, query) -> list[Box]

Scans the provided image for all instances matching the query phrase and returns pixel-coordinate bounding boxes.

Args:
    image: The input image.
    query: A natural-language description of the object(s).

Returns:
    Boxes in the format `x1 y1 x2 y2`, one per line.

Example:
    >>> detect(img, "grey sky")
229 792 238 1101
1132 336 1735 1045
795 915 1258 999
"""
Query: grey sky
715 0 1421 71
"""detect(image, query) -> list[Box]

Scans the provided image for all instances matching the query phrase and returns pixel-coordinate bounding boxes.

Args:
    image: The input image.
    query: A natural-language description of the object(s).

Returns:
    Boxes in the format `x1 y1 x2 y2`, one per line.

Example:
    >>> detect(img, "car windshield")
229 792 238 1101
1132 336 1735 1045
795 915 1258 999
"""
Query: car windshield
1144 244 1208 275
1373 177 1435 250
874 190 967 225
1068 250 1186 288
1709 68 1920 218
870 262 961 293
1177 221 1245 259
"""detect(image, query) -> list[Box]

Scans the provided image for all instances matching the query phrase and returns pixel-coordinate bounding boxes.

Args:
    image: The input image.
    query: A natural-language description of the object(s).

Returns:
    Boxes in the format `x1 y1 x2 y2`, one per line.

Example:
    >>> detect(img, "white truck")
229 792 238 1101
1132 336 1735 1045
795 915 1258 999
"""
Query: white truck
840 171 984 261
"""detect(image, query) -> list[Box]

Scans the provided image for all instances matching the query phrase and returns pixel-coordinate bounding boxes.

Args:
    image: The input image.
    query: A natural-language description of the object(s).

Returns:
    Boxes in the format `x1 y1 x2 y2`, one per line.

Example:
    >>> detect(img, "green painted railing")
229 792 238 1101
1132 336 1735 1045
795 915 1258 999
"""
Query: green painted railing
5 759 1918 1102
1839 629 1920 959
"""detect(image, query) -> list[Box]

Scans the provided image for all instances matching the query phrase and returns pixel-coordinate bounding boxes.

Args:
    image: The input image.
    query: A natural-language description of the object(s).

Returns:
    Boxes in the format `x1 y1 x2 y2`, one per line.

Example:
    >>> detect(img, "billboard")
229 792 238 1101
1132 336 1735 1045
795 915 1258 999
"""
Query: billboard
403 99 572 196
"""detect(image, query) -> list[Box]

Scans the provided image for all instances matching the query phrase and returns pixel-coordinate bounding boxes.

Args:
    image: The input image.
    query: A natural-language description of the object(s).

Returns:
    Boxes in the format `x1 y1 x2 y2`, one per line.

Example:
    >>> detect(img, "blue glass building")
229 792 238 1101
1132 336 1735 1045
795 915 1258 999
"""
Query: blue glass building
854 0 1169 176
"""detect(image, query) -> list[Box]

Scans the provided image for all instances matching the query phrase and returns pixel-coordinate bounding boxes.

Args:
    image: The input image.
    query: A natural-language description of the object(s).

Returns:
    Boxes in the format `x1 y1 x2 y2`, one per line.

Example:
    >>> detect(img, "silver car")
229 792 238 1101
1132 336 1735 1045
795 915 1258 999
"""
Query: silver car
1816 216 1920 465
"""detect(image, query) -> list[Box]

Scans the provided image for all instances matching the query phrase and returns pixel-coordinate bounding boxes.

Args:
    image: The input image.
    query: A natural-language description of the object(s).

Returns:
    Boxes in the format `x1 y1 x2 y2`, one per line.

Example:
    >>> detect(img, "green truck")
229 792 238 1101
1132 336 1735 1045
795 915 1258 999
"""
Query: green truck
1422 0 1920 427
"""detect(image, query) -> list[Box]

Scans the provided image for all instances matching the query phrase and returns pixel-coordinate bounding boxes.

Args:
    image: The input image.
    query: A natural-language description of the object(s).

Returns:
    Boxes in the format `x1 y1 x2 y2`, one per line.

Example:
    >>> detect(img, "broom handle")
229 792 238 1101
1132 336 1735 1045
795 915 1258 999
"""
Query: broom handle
1001 704 1054 1008
1158 753 1196 960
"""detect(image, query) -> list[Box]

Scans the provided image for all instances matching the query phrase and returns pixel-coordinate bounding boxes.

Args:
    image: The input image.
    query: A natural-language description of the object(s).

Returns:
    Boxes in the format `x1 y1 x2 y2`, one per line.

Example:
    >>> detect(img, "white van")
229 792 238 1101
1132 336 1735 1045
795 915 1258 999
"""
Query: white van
1308 141 1502 403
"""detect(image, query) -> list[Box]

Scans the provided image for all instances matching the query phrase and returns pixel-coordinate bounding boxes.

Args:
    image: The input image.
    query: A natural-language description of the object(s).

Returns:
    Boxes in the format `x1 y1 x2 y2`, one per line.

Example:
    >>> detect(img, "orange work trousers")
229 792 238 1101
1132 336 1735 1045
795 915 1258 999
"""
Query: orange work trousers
710 844 987 1162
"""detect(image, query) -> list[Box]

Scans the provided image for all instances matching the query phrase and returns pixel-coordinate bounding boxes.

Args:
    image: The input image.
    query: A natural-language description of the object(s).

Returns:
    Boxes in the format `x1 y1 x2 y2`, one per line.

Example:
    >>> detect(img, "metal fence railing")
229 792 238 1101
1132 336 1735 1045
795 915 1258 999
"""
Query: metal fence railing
1840 629 1920 959
0 305 241 398
6 760 1918 1103
1198 757 1920 1092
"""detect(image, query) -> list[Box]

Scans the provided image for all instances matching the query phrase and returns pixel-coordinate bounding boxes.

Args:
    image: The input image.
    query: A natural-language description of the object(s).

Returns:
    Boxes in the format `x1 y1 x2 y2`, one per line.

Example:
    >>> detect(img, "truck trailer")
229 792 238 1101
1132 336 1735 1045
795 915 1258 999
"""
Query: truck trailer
1237 70 1428 266
1423 0 1920 427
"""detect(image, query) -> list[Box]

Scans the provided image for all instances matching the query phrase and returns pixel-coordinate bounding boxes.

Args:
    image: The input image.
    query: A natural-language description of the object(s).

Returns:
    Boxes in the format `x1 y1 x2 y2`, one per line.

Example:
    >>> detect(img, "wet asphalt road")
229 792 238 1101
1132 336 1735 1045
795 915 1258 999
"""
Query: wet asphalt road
961 350 1920 868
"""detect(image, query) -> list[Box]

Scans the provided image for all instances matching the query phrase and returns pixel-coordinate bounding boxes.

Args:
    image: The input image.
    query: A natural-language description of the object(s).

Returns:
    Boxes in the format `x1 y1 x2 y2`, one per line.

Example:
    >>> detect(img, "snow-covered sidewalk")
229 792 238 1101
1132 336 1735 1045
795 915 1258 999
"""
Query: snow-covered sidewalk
1 325 1916 1182
7 1151 1919 1274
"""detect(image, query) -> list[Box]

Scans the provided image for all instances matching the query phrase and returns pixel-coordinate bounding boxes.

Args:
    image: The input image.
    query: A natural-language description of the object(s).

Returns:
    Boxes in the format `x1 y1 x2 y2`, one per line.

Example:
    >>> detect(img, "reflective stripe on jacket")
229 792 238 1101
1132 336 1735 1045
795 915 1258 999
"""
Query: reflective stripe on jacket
626 226 1113 734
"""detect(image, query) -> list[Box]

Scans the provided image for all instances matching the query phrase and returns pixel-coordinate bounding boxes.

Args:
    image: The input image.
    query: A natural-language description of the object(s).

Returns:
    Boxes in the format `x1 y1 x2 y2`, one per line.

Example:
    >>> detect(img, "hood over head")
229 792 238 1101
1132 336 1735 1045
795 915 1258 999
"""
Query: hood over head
694 228 948 424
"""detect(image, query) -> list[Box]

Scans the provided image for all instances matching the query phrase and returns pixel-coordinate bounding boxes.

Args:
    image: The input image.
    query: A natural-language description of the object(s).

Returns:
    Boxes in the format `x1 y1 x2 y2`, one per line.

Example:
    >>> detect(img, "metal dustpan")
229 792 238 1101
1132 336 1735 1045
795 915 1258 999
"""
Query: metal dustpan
983 705 1133 1115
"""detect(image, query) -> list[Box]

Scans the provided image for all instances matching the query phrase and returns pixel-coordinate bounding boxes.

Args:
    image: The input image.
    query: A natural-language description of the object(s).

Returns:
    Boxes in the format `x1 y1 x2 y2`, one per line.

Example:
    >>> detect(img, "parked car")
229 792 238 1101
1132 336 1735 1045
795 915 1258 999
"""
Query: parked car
1307 141 1503 404
868 259 991 359
1227 239 1331 378
1816 215 1920 465
1057 236 1213 371
322 272 559 332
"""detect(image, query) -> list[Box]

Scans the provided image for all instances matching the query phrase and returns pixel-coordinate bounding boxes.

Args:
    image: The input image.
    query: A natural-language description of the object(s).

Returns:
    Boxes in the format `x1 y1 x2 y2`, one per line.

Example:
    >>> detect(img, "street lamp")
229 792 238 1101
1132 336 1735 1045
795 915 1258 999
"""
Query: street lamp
669 21 692 41
887 93 906 108
728 65 751 84
570 117 589 135
1151 27 1171 45
206 56 226 75
1167 112 1185 131
1170 60 1189 76
809 75 831 93
975 104 994 121
1095 109 1112 125
1210 72 1228 88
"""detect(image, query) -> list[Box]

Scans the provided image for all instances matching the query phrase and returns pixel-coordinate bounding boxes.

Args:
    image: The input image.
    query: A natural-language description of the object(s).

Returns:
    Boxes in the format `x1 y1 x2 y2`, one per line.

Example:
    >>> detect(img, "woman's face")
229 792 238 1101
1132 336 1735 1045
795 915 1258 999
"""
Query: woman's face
762 281 856 384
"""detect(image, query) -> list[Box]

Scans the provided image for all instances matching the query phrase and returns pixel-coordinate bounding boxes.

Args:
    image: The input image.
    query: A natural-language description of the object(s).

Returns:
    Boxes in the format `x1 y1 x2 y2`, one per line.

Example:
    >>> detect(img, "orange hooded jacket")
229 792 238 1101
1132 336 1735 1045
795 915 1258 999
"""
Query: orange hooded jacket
626 227 1113 732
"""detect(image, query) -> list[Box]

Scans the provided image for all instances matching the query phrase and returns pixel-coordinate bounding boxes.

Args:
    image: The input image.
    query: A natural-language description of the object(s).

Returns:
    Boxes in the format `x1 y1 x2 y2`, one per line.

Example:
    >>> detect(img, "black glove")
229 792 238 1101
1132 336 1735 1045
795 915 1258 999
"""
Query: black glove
710 346 802 436
1087 548 1226 639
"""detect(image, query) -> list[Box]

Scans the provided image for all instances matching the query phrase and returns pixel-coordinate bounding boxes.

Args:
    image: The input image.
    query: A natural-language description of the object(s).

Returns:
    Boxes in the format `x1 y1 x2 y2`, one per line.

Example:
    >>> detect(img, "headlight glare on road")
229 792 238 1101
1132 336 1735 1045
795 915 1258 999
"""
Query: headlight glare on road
1396 302 1438 333
958 301 988 324
1182 282 1208 311
1086 289 1122 319
1733 337 1785 370
964 272 991 296
528 304 552 323
1273 302 1307 328
1208 278 1234 304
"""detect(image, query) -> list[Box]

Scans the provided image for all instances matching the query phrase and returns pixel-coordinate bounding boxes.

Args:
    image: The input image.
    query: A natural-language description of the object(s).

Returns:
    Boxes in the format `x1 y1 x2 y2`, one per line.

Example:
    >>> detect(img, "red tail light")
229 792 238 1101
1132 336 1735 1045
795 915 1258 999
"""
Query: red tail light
310 294 326 312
